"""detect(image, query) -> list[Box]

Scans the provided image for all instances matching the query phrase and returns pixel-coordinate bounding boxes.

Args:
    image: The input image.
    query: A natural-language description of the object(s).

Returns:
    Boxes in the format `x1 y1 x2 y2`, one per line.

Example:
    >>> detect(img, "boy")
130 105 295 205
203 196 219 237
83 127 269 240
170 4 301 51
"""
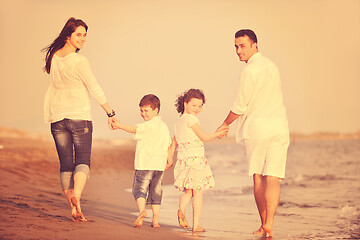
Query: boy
111 94 172 228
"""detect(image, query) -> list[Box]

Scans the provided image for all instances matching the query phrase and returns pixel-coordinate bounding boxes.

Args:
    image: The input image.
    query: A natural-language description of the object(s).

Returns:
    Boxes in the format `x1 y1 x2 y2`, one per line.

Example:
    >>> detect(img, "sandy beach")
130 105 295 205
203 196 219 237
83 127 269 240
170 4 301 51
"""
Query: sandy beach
0 137 185 240
1 129 360 240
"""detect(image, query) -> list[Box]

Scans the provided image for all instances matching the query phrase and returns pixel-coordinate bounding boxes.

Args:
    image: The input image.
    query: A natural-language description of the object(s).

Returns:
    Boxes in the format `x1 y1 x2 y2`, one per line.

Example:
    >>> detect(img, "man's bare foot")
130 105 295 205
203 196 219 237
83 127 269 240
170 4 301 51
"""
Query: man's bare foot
133 210 147 228
177 210 190 229
262 224 273 237
253 226 265 235
192 226 206 232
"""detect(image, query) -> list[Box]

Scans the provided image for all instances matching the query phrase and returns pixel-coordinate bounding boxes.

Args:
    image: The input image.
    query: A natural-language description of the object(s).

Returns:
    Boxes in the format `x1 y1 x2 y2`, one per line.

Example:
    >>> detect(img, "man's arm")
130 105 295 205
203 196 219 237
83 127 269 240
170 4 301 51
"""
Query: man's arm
216 111 242 136
223 111 242 126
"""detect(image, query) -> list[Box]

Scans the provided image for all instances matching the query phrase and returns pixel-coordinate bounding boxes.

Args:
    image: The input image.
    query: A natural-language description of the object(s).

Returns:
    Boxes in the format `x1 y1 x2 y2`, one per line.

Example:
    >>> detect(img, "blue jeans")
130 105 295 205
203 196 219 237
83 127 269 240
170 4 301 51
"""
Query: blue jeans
132 170 164 205
51 119 92 189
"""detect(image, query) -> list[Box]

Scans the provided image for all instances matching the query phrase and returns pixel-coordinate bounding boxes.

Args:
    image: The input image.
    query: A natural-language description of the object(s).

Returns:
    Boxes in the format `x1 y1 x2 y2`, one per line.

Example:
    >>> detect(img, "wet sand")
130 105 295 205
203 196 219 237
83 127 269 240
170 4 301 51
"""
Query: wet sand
0 137 184 240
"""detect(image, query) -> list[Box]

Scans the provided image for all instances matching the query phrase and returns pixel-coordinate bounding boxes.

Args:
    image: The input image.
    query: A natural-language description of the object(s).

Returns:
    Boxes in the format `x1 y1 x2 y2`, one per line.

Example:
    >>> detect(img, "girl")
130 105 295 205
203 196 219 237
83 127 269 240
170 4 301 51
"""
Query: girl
169 89 228 232
42 18 117 222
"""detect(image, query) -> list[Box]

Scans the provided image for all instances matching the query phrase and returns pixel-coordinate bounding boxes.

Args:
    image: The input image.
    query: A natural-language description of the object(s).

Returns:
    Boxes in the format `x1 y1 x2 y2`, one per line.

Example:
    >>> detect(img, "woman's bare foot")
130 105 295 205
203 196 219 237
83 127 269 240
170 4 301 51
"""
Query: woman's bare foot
70 196 87 222
177 210 190 229
133 210 147 228
192 226 206 232
71 196 81 214
253 226 265 235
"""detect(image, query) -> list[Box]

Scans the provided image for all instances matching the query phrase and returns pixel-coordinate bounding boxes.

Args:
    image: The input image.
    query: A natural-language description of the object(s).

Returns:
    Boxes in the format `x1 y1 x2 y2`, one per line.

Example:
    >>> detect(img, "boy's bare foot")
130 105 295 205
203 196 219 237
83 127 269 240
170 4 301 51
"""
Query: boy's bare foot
133 210 147 228
253 226 265 235
192 226 206 232
151 223 160 228
177 210 190 229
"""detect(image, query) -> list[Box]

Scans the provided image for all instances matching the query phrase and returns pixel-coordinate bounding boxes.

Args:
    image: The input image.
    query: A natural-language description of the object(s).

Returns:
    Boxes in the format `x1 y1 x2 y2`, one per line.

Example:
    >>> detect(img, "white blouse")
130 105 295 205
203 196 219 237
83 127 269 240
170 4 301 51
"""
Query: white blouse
174 113 201 144
44 53 107 123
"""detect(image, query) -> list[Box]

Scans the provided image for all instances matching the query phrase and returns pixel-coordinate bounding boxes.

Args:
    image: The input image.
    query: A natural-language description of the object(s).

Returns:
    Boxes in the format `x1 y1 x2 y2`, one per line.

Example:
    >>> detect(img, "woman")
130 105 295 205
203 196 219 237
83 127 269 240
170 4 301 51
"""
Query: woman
42 17 117 222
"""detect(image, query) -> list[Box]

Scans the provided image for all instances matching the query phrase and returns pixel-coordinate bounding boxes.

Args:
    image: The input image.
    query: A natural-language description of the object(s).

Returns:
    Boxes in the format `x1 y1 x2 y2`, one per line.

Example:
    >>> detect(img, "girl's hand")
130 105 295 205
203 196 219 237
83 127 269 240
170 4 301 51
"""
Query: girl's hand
216 124 230 138
216 126 229 138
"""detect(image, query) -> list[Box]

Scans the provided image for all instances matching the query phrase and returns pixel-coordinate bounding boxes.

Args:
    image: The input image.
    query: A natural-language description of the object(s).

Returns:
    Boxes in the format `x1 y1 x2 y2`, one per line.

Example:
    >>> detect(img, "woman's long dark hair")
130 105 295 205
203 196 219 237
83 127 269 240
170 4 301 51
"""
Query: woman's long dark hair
42 17 88 74
175 89 206 114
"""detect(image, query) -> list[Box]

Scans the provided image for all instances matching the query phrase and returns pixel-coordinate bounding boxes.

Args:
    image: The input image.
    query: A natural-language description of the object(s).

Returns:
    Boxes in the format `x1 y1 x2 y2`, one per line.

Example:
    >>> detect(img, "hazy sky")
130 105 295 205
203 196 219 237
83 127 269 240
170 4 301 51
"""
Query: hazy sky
0 0 359 139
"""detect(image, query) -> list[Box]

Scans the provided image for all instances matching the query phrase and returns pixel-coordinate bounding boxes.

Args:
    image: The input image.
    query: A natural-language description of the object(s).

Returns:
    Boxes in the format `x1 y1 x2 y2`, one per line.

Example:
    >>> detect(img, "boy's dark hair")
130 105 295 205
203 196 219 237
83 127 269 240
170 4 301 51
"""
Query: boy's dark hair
175 89 205 114
139 94 161 112
235 29 257 45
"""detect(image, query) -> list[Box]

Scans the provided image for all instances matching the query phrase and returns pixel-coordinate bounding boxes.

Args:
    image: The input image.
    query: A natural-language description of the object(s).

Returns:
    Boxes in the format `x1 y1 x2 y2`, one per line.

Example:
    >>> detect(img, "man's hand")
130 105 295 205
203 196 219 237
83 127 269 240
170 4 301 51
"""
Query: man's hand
216 123 230 138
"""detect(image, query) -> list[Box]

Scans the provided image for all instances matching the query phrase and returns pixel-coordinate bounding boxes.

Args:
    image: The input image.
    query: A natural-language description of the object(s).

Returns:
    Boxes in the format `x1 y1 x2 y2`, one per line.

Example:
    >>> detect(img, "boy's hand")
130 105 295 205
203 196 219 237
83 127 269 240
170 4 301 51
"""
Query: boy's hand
165 162 173 170
110 118 120 130
165 158 173 170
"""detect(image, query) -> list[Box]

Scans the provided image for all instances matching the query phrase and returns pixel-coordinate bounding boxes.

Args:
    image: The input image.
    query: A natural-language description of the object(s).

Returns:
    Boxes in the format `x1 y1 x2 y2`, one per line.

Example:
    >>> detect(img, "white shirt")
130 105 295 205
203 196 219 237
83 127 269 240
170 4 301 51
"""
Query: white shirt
134 116 171 170
231 52 289 141
174 113 201 144
44 53 107 123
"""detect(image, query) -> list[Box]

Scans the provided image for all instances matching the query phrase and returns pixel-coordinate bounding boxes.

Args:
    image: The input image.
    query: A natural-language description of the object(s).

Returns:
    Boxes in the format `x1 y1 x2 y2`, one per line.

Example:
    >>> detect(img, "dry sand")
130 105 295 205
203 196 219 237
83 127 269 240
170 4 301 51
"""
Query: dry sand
0 137 186 240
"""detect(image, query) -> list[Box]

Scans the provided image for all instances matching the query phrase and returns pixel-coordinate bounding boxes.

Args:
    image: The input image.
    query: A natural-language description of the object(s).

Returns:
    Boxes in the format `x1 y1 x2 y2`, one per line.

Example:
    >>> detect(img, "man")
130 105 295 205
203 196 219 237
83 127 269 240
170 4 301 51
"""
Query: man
217 29 289 237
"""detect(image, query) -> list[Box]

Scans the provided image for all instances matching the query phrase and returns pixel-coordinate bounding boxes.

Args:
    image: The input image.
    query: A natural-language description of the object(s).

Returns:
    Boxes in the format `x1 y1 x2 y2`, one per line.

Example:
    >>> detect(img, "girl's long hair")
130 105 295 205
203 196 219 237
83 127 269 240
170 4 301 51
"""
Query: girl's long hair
42 17 88 74
175 89 206 114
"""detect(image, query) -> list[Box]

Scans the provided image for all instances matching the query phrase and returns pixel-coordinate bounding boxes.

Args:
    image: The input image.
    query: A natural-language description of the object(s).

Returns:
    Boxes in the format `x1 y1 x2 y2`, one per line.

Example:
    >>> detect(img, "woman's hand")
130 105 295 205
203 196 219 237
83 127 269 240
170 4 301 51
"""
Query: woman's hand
108 116 119 130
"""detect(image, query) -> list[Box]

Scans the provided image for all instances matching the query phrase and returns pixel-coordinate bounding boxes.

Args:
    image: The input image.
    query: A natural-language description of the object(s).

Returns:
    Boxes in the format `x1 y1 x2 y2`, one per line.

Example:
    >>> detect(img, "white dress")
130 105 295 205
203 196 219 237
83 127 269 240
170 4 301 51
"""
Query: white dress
173 113 215 191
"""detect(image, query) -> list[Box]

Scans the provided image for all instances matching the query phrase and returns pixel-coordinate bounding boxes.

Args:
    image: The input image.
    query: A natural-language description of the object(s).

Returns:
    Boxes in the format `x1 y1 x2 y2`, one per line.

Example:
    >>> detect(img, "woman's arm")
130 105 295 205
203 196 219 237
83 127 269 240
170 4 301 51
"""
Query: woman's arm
191 123 228 142
100 102 118 130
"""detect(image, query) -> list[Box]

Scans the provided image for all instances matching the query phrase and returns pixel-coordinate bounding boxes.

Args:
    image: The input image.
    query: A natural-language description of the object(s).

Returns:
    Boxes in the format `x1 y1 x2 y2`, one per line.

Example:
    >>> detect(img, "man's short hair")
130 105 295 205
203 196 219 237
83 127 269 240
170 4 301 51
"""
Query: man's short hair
139 94 161 112
235 29 257 44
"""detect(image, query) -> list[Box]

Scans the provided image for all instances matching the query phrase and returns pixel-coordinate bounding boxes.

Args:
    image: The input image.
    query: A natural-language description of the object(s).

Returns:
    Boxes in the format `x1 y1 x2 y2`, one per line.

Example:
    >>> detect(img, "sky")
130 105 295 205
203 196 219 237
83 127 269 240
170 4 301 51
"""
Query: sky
0 0 359 139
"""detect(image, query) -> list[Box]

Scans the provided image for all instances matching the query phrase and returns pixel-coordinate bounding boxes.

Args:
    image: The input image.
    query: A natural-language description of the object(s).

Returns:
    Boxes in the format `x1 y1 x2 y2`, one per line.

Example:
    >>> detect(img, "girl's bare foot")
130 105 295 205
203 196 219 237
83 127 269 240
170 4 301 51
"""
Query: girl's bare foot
192 226 206 232
133 210 147 228
177 210 190 229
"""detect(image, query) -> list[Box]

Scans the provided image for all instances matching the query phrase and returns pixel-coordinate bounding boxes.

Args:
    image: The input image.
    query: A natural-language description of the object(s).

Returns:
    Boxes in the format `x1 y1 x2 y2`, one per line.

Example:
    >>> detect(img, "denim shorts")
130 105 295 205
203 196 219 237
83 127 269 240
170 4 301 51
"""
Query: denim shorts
132 170 164 205
51 118 93 173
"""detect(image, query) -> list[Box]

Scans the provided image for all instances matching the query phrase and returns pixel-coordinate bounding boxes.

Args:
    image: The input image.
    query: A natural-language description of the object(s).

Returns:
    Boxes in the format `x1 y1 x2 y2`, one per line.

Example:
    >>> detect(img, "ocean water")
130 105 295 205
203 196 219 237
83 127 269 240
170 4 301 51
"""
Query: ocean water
154 139 360 239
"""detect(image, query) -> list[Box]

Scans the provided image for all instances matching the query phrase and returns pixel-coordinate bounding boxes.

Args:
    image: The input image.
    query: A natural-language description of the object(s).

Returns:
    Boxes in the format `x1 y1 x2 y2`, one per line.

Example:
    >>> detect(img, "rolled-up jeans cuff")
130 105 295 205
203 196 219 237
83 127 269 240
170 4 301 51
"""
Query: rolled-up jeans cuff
75 164 90 179
60 171 74 190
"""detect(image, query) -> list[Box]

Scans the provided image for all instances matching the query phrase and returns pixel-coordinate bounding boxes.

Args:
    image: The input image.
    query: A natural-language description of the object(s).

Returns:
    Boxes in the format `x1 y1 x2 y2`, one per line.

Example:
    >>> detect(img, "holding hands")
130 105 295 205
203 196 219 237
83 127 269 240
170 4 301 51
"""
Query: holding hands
108 116 119 130
216 124 230 139
109 117 121 130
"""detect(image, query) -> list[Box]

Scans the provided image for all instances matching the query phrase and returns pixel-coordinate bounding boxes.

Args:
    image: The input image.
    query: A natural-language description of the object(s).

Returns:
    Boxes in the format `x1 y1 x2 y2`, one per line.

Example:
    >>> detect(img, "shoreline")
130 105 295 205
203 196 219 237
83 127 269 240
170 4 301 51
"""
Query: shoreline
0 137 184 240
1 126 359 144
